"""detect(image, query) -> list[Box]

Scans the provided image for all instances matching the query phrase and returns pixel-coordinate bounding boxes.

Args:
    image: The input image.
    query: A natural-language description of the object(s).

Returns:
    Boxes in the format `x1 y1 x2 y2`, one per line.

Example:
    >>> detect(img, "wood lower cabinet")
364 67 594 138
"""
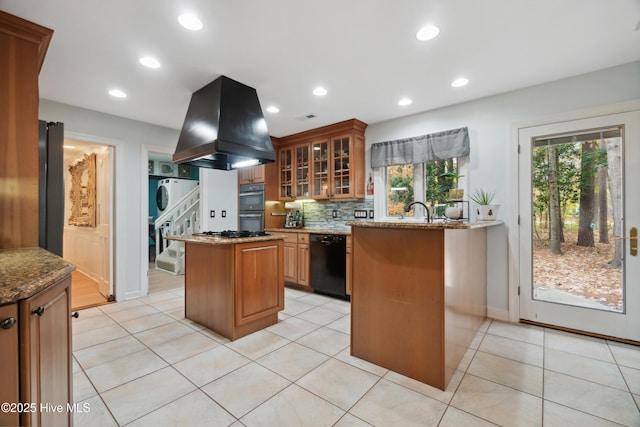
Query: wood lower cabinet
19 275 73 427
0 275 74 427
271 232 310 288
345 235 352 295
0 303 19 427
297 233 310 287
184 239 284 341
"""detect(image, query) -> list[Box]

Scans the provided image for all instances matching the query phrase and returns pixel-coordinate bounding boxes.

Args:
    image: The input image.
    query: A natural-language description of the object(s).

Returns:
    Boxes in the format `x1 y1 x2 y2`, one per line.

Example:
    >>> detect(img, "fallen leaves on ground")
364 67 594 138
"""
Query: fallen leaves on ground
533 229 622 311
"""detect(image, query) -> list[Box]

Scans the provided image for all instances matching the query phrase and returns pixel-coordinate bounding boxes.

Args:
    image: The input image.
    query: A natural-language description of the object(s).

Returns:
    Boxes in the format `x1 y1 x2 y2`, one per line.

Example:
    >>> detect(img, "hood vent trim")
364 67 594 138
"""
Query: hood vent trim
173 75 275 170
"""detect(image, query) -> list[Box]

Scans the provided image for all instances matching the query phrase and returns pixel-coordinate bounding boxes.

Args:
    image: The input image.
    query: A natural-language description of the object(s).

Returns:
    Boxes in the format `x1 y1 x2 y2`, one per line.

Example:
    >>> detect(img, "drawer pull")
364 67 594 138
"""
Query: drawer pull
32 306 45 316
1 317 16 329
71 312 79 319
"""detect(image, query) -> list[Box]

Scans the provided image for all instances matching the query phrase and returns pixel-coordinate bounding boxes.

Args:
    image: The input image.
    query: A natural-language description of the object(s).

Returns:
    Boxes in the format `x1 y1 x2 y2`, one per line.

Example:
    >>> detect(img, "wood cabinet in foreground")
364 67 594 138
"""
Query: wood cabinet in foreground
0 275 73 427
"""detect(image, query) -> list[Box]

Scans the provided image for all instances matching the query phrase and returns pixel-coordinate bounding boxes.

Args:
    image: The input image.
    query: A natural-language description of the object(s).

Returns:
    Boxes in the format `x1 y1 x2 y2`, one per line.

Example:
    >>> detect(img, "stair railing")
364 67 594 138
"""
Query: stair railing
154 185 200 270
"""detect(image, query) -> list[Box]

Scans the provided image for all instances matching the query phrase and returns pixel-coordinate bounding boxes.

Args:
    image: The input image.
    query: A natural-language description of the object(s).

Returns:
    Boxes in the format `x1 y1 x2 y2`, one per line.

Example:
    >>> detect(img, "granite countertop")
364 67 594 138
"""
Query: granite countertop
165 234 285 245
266 228 351 236
0 247 76 305
347 220 503 230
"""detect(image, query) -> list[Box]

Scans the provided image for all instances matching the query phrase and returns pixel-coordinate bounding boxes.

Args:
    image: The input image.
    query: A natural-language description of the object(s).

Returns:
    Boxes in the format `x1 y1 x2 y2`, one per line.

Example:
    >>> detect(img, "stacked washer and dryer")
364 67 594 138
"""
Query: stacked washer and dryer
156 178 199 214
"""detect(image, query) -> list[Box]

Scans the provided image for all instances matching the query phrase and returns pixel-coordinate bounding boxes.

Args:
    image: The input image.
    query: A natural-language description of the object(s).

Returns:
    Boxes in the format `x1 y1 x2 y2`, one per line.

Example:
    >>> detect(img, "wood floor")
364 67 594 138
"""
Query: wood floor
70 264 184 311
71 270 109 311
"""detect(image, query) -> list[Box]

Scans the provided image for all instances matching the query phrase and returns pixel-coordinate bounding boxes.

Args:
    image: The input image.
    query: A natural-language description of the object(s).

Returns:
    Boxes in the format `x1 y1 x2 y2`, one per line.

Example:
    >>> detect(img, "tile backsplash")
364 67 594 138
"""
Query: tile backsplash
301 199 374 230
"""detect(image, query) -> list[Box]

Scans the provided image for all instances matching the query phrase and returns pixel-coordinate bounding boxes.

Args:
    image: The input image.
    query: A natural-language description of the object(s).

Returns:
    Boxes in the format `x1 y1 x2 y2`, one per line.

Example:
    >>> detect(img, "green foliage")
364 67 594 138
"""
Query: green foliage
425 159 458 204
469 189 495 205
387 165 414 215
532 141 607 225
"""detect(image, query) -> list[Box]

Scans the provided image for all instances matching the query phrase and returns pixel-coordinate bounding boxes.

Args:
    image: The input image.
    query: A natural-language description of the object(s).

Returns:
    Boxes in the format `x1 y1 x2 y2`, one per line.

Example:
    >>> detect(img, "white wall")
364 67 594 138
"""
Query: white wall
364 61 640 317
200 168 239 231
40 99 180 300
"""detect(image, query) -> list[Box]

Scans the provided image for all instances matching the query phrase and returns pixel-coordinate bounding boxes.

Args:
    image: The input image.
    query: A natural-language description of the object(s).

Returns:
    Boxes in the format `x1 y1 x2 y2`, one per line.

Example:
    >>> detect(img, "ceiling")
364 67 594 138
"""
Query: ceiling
2 0 640 138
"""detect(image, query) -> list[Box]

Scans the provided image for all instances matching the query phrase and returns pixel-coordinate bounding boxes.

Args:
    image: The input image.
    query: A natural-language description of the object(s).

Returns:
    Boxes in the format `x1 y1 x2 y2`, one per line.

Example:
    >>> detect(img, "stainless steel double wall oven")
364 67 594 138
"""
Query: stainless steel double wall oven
238 183 265 232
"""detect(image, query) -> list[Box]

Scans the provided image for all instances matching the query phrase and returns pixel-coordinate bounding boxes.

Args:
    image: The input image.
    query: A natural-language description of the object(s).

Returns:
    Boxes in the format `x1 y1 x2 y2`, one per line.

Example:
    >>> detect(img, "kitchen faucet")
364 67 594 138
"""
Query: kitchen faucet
404 201 431 223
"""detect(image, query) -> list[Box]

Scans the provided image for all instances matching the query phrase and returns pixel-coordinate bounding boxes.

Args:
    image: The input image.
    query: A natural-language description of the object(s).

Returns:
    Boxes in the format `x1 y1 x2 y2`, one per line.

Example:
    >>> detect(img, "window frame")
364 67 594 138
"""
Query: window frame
373 156 468 222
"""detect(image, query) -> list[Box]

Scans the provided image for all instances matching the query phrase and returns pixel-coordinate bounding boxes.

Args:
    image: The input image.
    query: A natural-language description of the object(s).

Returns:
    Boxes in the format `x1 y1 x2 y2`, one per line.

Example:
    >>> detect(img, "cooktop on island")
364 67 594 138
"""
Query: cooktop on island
195 230 270 239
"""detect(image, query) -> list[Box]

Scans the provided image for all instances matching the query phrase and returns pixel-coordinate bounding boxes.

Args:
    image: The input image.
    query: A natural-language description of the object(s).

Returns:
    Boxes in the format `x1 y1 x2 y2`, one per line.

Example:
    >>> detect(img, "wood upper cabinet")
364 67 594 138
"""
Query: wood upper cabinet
278 119 367 201
0 12 53 249
311 138 330 199
0 303 19 427
19 275 72 427
294 144 311 198
238 165 265 185
278 146 294 200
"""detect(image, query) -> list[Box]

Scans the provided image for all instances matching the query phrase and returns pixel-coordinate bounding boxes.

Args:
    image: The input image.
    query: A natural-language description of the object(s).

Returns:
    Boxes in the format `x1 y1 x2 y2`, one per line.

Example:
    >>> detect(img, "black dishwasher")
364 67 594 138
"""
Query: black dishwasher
310 234 349 300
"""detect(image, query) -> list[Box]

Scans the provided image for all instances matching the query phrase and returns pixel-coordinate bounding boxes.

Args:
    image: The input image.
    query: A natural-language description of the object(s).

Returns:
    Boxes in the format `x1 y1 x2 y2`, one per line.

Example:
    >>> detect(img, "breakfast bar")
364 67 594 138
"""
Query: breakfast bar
166 233 284 341
348 220 499 390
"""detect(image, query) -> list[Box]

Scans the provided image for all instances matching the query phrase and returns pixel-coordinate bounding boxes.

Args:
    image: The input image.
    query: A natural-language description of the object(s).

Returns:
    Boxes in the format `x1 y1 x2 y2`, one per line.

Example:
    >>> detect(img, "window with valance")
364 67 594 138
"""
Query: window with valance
371 127 470 219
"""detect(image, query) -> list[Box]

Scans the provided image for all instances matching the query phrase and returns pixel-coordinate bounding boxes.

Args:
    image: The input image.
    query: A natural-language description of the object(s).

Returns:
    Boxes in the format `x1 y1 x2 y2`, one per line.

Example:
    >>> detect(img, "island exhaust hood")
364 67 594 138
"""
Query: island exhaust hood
173 75 275 170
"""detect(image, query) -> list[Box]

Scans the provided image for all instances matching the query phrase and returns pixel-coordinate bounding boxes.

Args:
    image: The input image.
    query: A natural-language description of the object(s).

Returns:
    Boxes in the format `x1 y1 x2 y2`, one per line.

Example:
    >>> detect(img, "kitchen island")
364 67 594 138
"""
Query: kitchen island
348 221 499 390
166 234 284 341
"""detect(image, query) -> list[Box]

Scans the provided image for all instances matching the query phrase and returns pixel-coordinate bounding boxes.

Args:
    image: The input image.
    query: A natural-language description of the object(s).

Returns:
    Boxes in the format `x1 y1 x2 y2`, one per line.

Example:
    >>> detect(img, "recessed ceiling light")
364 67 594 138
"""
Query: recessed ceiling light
178 13 203 31
398 98 413 106
108 89 127 98
416 25 440 41
139 57 161 69
266 106 280 113
313 87 327 96
451 77 469 88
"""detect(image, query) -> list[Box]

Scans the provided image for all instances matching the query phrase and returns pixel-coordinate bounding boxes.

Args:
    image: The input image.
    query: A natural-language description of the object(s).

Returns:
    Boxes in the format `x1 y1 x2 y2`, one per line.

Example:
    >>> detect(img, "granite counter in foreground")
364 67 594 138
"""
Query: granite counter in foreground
0 247 76 305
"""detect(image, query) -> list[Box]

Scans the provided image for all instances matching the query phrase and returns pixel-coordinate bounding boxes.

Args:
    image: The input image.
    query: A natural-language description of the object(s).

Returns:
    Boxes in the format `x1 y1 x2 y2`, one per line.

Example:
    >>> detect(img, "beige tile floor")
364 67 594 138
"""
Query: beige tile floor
71 271 640 426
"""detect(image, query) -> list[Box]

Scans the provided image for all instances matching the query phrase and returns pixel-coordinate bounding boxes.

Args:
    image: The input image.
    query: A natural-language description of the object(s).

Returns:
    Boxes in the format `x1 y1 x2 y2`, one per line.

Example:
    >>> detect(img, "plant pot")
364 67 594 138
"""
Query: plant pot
448 188 464 200
476 204 500 221
445 206 463 220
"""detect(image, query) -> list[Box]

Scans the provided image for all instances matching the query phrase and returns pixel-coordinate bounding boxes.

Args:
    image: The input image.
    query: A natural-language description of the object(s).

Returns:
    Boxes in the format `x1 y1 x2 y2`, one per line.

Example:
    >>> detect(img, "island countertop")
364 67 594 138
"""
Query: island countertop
165 234 284 245
0 247 76 305
347 220 502 230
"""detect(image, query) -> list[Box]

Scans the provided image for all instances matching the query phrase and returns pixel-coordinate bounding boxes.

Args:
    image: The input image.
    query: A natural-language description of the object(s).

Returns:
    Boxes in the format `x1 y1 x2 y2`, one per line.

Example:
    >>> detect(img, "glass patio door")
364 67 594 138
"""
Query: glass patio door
518 109 640 341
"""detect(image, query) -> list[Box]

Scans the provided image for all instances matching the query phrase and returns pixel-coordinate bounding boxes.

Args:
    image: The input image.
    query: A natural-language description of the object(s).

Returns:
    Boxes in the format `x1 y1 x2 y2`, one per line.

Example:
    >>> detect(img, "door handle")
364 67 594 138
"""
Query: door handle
616 227 638 256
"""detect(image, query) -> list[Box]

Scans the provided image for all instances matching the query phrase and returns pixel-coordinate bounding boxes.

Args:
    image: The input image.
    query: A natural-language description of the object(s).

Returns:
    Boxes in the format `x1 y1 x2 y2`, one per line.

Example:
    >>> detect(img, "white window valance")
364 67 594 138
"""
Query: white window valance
370 126 470 168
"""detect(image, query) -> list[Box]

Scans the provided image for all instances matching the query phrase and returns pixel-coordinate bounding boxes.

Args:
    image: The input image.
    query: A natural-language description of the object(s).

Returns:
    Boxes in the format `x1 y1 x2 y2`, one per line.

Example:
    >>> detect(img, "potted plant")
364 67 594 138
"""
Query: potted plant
469 189 500 221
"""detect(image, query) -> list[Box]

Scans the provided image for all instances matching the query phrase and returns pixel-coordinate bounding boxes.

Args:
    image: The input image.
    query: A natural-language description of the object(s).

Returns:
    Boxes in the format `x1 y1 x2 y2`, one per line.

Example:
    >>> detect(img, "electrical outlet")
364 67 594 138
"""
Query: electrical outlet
221 210 226 218
369 210 374 219
210 210 215 218
332 210 338 218
354 210 368 218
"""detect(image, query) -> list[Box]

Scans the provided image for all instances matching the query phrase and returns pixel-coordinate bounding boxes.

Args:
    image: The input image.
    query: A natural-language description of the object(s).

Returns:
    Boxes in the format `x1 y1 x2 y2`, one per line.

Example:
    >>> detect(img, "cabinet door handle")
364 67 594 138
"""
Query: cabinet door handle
1 317 16 329
71 312 79 319
31 306 45 316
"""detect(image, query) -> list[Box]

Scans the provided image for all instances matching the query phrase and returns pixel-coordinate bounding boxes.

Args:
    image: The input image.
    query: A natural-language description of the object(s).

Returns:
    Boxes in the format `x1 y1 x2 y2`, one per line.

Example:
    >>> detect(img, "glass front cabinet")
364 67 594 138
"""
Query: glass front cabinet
279 147 293 200
277 119 367 201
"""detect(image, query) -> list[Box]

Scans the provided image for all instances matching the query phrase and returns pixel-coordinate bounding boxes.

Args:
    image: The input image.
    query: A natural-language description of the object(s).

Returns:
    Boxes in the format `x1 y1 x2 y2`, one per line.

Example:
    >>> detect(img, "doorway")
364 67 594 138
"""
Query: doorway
63 139 114 310
517 109 640 341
